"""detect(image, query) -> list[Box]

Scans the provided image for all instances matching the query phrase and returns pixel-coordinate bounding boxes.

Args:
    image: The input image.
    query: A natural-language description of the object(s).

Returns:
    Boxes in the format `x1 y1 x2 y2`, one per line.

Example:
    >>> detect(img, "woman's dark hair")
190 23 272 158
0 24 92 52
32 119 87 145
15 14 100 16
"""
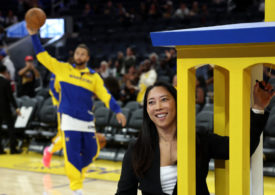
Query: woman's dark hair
132 81 177 178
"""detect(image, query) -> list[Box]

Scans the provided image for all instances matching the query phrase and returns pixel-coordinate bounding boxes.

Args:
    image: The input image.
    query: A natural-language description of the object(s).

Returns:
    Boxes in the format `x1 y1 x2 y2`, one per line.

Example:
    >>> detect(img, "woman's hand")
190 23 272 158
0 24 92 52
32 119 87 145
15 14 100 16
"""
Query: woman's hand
253 81 275 110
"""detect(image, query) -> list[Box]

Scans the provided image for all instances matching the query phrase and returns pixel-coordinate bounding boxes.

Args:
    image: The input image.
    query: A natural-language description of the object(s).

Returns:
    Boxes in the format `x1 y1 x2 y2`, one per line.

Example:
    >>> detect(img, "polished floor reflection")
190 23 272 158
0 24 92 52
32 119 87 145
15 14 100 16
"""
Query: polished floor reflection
0 168 117 195
0 152 274 195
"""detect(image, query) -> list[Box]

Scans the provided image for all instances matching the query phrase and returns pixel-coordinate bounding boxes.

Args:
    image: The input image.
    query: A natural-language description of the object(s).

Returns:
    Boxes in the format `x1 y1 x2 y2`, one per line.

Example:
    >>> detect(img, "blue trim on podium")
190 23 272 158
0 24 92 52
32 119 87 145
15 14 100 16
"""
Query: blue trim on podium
150 22 275 46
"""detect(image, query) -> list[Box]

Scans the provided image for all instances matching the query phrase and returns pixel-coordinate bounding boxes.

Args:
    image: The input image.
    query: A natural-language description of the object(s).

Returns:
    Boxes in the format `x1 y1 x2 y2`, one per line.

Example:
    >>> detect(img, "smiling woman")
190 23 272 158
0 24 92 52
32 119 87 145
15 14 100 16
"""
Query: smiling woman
116 81 274 195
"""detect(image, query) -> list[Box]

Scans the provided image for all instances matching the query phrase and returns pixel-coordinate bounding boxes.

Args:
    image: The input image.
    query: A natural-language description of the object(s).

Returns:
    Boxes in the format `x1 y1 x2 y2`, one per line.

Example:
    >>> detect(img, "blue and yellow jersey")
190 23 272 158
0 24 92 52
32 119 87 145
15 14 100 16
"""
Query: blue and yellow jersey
49 73 60 107
31 35 121 122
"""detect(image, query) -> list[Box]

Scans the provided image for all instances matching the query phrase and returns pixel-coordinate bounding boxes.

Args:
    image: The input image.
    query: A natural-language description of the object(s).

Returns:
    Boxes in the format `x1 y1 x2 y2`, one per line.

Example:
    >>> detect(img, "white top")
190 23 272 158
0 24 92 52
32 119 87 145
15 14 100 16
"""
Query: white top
138 69 157 87
160 165 177 195
61 113 96 132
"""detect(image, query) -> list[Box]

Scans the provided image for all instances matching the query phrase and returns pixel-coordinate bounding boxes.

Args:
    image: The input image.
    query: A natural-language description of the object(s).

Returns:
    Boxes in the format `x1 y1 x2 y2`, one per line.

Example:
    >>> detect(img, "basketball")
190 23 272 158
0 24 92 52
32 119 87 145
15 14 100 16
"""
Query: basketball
25 8 46 30
96 133 107 149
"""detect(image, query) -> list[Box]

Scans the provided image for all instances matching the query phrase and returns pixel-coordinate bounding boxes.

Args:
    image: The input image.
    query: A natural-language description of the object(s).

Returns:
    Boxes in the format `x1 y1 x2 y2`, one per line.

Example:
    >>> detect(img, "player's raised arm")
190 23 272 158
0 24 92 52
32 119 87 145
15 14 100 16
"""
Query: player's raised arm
25 8 68 75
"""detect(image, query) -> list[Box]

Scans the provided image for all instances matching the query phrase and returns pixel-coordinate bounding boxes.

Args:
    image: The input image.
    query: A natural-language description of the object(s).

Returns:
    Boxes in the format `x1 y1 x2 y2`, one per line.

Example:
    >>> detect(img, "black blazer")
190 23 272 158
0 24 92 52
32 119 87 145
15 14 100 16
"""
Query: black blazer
116 110 269 195
0 76 18 117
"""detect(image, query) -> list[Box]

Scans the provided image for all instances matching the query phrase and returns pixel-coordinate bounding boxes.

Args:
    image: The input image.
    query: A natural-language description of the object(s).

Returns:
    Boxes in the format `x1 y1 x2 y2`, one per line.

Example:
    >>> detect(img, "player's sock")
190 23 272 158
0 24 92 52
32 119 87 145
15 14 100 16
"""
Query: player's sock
48 144 54 153
42 146 52 168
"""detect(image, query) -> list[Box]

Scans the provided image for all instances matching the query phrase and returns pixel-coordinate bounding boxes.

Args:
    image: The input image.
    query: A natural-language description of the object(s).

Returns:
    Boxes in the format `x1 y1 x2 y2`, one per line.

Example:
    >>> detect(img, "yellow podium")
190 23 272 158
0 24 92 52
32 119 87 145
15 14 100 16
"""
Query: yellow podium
150 1 275 195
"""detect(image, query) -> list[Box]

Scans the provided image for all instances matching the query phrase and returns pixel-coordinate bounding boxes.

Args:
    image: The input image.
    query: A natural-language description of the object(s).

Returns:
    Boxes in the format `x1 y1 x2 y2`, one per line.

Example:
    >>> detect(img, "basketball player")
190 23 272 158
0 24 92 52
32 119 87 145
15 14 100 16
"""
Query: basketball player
27 28 126 195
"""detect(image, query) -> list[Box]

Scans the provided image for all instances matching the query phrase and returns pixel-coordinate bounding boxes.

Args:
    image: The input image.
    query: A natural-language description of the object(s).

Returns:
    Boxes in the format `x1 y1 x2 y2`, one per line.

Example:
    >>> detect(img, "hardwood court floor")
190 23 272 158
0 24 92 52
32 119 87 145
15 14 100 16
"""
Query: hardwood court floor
0 152 274 195
0 168 118 195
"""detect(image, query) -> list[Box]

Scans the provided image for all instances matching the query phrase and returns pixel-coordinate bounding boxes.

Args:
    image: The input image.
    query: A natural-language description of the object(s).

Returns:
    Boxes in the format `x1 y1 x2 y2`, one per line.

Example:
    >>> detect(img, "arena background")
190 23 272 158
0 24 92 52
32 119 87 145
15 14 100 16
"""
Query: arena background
0 0 274 194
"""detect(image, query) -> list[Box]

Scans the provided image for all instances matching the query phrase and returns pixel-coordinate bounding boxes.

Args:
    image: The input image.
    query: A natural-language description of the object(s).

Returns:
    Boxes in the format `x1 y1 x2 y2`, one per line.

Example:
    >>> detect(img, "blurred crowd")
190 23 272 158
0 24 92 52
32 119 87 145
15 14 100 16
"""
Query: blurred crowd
0 0 270 108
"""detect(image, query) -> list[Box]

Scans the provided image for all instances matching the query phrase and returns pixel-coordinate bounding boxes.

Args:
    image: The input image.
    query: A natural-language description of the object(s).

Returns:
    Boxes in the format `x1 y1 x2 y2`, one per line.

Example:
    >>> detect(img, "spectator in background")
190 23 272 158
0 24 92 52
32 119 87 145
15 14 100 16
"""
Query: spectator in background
205 65 214 103
115 51 125 77
17 55 40 97
0 64 21 154
173 2 190 19
148 2 161 19
108 59 117 78
163 48 177 78
259 0 265 12
121 65 139 104
196 76 207 112
200 4 209 25
149 52 160 69
99 60 110 79
116 2 132 26
0 11 5 27
136 59 157 105
0 49 16 81
5 10 18 27
104 76 121 101
17 0 29 20
156 59 174 82
189 1 200 17
122 46 136 75
82 3 94 18
104 0 115 17
137 2 148 21
162 1 174 19
206 65 214 91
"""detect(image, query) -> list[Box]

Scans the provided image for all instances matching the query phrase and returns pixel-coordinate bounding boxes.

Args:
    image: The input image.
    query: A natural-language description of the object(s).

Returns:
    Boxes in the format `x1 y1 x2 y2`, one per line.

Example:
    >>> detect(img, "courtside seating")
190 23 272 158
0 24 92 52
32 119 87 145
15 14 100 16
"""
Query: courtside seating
109 108 131 130
25 97 57 152
93 100 105 112
196 110 214 133
112 108 132 146
201 103 214 112
124 101 140 112
38 97 57 127
127 108 143 136
196 104 201 114
94 107 112 134
35 88 50 99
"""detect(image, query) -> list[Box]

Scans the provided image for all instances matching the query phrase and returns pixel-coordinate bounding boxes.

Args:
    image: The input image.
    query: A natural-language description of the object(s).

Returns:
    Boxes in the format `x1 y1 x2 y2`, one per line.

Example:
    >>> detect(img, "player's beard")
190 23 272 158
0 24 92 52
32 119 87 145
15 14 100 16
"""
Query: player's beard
75 59 87 67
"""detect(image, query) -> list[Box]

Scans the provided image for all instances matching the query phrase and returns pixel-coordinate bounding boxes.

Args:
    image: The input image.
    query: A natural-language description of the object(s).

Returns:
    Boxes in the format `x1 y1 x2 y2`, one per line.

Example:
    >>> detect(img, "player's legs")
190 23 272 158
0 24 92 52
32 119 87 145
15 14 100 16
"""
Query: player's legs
43 113 62 167
81 132 99 168
62 131 99 192
62 130 83 191
50 113 63 153
80 132 99 181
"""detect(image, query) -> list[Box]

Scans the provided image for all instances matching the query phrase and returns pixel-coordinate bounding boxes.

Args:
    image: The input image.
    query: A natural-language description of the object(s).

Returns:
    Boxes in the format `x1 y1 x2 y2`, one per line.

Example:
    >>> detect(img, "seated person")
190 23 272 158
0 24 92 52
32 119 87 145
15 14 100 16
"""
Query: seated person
17 56 40 97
